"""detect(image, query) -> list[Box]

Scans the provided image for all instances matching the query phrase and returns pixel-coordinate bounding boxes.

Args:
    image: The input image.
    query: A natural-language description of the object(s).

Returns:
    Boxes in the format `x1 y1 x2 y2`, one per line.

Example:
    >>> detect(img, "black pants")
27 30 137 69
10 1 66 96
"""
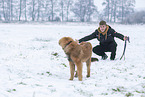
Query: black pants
93 43 117 59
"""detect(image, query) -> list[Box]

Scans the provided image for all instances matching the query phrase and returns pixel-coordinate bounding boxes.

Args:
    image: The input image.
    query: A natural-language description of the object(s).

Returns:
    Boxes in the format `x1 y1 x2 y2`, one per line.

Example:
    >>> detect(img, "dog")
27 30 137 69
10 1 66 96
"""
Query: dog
59 37 92 81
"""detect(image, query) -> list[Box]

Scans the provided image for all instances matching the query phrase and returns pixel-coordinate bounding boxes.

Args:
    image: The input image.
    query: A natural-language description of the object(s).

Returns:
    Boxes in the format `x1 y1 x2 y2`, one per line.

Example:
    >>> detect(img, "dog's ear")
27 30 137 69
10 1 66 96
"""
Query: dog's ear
65 37 69 41
66 37 74 42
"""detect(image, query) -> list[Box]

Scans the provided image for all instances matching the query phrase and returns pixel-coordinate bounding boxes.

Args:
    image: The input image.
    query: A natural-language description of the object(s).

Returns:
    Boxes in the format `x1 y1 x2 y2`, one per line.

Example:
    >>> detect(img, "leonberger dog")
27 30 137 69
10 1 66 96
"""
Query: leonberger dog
59 37 92 81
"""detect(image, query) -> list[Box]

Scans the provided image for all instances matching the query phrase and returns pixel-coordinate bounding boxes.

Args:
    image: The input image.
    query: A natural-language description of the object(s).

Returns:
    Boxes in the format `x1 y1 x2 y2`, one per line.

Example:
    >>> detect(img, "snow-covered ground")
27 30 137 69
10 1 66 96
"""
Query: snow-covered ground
0 23 145 97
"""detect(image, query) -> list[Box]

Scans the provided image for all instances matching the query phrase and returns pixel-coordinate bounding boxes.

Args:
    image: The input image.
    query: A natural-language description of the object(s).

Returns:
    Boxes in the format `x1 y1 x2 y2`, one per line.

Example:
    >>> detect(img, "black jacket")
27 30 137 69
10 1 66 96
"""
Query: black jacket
79 25 124 46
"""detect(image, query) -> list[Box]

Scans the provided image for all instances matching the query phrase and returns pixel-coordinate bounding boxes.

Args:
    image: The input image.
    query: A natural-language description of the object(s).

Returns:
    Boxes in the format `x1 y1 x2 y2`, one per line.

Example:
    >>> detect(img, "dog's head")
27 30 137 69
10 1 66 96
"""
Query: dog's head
59 37 74 49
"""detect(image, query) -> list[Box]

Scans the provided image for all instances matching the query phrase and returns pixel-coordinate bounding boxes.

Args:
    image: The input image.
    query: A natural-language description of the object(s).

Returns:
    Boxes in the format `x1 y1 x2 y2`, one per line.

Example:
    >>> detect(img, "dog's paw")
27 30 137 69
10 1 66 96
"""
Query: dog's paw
69 78 73 80
74 74 78 77
86 75 90 78
78 78 82 81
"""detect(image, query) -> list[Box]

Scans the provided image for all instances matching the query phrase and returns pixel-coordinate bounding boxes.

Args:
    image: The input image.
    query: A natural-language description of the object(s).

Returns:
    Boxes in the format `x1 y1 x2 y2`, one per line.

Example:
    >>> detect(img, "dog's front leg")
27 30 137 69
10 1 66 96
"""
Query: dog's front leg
69 61 75 80
76 61 83 81
86 58 91 77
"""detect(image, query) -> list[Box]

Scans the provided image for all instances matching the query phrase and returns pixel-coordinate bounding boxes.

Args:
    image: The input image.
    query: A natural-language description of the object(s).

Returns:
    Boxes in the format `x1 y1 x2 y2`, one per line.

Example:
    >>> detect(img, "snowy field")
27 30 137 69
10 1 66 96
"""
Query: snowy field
0 23 145 97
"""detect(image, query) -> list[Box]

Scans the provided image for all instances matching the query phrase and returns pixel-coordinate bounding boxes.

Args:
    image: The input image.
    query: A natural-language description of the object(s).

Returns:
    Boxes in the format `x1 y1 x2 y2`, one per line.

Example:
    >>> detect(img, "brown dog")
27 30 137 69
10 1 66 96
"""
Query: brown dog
59 37 92 81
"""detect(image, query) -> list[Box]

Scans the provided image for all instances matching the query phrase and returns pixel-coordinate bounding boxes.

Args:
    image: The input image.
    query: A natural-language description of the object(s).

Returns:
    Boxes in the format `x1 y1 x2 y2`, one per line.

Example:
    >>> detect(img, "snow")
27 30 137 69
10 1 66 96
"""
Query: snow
0 23 145 97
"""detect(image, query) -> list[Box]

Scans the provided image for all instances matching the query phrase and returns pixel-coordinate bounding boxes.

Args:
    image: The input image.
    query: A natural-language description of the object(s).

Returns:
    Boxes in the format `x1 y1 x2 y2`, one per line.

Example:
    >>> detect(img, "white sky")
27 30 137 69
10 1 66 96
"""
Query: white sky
94 0 145 11
135 0 145 10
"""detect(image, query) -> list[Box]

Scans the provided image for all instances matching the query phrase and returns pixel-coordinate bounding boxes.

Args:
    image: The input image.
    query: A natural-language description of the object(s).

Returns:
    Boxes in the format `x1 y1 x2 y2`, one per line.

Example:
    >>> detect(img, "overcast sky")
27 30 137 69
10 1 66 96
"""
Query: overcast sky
94 0 145 11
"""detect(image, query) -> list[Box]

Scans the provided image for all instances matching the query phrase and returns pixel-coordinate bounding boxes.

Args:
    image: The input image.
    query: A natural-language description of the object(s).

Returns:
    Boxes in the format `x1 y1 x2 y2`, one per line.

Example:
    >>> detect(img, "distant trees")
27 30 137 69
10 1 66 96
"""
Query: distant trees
19 0 27 21
59 0 73 21
0 0 98 22
72 0 97 22
66 0 73 21
101 0 135 23
124 11 145 24
2 0 11 22
0 0 144 24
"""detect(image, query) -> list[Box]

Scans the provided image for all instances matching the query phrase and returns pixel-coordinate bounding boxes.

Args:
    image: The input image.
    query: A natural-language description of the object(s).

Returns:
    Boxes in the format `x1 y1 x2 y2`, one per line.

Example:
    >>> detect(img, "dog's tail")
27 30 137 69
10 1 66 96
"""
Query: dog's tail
91 57 99 62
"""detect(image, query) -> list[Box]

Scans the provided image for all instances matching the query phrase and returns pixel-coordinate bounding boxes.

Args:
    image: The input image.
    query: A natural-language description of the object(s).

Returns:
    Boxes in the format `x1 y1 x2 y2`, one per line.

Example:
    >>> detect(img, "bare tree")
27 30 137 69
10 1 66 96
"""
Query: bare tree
19 0 22 21
19 0 28 21
0 1 2 21
10 0 13 21
102 0 135 23
60 0 64 21
86 0 96 22
50 0 54 21
102 0 110 22
2 0 11 22
109 0 118 22
125 11 145 24
32 0 36 21
113 0 117 22
121 0 135 22
59 0 73 21
72 0 96 22
44 0 51 21
24 0 27 21
37 0 41 21
66 0 73 21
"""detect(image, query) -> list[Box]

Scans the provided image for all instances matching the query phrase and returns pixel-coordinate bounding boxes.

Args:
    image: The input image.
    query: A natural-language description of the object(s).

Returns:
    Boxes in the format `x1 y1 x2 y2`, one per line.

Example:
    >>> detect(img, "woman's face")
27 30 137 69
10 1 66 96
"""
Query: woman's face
100 25 107 32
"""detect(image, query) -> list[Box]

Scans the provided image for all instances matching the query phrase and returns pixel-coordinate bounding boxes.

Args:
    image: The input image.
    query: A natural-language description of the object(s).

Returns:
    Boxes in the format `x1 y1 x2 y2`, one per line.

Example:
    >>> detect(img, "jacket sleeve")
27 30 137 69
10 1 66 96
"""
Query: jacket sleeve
79 31 97 43
110 29 124 41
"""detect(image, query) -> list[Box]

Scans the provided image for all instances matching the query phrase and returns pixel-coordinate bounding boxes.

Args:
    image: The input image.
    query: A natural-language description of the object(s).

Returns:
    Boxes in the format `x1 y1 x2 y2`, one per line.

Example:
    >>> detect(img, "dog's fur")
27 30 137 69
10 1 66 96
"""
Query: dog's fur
59 37 92 81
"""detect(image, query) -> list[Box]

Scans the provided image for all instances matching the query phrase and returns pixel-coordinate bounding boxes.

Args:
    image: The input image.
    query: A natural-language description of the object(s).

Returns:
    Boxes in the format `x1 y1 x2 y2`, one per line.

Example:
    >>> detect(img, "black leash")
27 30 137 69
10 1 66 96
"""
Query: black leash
63 41 72 50
63 41 73 62
120 37 130 60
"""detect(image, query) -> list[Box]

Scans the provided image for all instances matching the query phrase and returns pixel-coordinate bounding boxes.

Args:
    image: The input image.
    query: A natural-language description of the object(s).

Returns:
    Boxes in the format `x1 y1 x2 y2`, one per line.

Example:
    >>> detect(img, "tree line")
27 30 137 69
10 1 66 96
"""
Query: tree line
101 0 135 23
0 0 144 24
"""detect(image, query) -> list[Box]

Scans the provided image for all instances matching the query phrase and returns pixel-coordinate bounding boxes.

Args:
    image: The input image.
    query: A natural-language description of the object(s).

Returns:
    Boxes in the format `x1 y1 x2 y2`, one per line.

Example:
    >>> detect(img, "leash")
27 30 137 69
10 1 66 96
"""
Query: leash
120 36 130 60
63 41 73 62
63 41 72 50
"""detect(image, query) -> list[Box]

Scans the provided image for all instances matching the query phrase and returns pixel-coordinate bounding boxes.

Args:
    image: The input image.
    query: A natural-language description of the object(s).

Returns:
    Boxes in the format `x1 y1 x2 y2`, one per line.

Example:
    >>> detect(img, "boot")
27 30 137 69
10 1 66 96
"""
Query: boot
110 53 116 60
102 54 108 60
